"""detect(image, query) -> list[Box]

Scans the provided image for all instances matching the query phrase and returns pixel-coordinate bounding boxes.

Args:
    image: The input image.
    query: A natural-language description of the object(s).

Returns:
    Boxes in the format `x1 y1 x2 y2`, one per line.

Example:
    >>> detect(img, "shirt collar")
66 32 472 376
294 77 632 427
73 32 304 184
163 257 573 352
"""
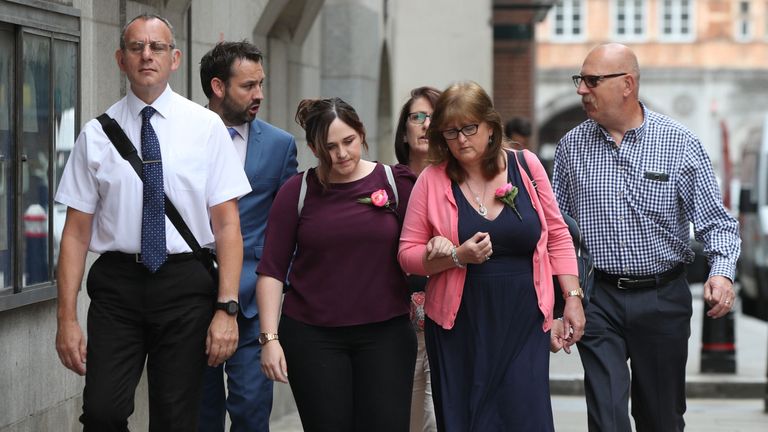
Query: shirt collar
126 84 174 120
596 101 649 146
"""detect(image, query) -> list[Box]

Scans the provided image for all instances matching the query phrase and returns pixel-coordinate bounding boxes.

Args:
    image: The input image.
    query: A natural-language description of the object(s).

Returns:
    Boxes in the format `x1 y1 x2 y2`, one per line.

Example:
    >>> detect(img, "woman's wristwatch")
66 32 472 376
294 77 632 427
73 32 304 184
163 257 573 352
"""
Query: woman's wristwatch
258 333 279 345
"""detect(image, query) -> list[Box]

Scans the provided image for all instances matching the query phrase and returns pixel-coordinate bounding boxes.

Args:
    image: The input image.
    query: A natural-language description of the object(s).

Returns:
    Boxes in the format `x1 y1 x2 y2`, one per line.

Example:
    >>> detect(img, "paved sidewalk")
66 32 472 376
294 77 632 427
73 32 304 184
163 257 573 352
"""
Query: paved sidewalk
270 284 768 431
550 284 768 398
270 397 768 431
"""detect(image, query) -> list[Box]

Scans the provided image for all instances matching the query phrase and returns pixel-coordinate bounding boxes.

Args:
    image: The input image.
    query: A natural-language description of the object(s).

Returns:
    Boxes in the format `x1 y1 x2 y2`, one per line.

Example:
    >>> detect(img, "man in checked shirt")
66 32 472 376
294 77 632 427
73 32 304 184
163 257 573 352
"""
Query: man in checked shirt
553 43 741 432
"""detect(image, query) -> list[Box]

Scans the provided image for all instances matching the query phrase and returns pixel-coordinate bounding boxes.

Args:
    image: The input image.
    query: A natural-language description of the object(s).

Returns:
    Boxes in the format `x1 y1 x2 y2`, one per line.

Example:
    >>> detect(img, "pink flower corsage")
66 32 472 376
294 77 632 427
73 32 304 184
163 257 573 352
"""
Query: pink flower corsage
495 183 522 220
357 189 393 210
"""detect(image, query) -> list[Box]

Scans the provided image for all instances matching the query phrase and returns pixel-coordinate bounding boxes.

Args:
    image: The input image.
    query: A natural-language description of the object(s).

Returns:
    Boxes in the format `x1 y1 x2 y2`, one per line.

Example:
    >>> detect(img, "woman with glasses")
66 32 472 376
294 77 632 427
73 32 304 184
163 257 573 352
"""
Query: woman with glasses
394 86 441 432
398 81 585 431
257 97 417 431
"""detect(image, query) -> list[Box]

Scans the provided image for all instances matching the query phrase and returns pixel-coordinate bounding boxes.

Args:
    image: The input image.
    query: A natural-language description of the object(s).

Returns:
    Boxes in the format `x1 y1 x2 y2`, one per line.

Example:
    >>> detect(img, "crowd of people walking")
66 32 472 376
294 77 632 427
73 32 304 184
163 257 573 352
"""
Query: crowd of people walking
53 12 740 432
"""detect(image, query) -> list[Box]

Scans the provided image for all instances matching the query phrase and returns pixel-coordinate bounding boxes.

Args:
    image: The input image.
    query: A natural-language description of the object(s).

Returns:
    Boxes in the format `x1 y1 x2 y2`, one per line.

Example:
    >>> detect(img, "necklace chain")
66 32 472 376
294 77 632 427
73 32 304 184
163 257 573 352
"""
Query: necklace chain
464 180 488 218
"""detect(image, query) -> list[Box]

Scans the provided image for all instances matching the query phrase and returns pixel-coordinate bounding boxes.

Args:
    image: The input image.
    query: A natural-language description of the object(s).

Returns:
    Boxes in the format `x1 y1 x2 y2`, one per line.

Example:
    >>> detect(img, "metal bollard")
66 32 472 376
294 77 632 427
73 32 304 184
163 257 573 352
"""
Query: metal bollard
700 302 736 373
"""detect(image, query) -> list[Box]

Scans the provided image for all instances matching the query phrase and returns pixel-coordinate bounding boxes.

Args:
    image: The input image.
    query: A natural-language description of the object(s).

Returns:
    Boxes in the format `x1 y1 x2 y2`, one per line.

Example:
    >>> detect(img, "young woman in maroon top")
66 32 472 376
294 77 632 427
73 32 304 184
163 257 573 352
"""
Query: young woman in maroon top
256 97 417 431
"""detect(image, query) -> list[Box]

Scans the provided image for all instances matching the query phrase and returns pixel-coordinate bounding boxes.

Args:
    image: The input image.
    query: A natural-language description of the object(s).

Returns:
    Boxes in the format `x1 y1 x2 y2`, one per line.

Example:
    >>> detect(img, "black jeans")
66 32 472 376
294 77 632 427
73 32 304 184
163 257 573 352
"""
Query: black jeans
80 253 215 432
280 314 417 432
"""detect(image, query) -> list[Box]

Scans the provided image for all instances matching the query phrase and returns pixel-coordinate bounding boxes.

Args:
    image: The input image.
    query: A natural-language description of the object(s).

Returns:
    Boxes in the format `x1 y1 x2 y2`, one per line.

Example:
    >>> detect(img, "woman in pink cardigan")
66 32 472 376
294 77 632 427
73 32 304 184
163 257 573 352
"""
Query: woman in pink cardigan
398 81 585 432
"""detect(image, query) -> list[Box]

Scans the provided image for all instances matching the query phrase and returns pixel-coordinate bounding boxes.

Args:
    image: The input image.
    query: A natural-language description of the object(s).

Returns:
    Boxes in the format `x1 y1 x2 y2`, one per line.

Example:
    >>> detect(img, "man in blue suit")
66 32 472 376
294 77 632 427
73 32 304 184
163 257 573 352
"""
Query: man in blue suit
199 41 298 431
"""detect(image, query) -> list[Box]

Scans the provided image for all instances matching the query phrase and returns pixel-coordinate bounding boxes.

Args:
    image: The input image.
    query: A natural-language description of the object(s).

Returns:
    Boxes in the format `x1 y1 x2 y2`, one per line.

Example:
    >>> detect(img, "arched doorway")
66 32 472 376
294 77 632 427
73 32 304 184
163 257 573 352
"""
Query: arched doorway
537 104 586 177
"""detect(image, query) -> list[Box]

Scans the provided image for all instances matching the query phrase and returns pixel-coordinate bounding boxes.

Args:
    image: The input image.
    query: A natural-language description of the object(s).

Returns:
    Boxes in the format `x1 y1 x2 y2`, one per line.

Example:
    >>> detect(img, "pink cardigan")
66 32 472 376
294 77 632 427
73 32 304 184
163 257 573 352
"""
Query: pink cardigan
398 150 578 331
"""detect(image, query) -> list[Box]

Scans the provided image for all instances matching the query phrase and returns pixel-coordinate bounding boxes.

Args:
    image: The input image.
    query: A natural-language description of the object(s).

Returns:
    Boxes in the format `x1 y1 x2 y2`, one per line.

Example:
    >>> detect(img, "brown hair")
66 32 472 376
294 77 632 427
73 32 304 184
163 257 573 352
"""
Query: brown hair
295 97 367 188
394 86 442 165
427 81 504 182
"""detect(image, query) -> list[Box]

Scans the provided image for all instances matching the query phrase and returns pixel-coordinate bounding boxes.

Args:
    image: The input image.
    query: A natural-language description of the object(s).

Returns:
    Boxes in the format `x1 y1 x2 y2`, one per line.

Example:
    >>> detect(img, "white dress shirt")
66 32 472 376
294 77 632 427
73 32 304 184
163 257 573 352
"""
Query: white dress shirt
55 85 252 254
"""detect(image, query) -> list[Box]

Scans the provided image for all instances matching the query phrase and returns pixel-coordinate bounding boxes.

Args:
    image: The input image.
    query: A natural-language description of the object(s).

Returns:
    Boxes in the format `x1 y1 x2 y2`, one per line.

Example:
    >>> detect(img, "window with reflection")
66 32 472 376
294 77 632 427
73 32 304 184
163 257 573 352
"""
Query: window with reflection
21 34 51 286
0 19 79 309
0 27 13 293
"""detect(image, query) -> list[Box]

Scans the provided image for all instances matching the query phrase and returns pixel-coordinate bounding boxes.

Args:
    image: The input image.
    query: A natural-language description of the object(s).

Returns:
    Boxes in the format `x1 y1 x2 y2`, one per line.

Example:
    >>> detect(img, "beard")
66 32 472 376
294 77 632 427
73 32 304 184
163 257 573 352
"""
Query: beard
221 95 259 125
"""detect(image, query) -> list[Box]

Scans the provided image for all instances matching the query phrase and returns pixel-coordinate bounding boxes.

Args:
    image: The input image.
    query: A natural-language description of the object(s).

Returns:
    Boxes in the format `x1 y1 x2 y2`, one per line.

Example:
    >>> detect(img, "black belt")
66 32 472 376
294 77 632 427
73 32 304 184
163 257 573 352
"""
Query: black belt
595 264 685 290
102 251 196 264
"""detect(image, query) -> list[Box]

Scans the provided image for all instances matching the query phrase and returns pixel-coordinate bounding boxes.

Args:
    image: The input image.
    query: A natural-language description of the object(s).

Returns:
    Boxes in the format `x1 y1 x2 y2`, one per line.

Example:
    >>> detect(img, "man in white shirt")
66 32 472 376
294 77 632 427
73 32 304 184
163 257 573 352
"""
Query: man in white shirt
54 14 251 432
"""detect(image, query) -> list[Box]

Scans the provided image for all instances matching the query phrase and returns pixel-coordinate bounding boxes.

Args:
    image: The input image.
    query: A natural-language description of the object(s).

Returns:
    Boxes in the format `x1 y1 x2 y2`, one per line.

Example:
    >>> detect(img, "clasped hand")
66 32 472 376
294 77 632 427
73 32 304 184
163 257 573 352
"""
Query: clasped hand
426 232 493 264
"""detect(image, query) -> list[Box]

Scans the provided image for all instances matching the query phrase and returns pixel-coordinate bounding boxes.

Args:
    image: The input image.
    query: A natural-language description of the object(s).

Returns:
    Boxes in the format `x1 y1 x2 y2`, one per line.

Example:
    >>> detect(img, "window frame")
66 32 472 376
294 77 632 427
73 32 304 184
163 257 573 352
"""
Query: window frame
550 0 587 43
735 0 751 42
611 0 648 42
658 0 696 42
0 1 80 312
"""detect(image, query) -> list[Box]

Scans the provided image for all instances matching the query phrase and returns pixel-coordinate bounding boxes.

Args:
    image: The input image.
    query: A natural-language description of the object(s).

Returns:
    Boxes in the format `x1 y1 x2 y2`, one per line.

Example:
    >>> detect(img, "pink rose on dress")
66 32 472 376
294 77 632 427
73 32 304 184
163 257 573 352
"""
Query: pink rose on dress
357 188 393 210
494 182 522 220
495 183 514 197
370 189 389 207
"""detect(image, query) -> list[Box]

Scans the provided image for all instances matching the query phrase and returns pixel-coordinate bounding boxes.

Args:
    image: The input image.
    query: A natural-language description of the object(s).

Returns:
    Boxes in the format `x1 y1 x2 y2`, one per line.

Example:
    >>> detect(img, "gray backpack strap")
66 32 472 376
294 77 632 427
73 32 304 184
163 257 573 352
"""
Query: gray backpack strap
383 164 398 206
298 165 397 216
297 169 310 216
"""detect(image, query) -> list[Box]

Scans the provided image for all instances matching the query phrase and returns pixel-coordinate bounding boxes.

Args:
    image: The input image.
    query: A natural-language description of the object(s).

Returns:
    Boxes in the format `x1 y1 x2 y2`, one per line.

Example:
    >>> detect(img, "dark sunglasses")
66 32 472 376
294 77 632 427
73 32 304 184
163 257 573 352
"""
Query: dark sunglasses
571 73 627 89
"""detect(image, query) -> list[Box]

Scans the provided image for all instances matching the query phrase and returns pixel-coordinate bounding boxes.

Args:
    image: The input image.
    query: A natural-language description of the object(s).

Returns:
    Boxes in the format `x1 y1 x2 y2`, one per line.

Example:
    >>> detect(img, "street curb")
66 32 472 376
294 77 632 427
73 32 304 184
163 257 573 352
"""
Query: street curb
550 375 767 399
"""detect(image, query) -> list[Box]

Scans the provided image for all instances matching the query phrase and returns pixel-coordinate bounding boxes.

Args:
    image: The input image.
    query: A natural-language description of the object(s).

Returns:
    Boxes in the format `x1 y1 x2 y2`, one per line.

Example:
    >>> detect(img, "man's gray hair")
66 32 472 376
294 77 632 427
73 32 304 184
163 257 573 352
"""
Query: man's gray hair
119 13 176 50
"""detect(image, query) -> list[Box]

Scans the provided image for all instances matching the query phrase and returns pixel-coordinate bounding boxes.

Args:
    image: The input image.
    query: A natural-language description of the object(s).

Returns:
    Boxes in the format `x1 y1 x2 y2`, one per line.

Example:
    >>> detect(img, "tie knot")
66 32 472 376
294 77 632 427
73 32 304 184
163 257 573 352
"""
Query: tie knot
227 127 238 139
142 106 157 120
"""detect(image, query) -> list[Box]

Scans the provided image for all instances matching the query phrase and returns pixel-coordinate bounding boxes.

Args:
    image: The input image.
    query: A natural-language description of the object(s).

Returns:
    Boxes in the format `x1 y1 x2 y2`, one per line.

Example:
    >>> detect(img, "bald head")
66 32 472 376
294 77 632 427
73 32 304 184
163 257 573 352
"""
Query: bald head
584 43 640 88
579 43 640 101
577 43 644 134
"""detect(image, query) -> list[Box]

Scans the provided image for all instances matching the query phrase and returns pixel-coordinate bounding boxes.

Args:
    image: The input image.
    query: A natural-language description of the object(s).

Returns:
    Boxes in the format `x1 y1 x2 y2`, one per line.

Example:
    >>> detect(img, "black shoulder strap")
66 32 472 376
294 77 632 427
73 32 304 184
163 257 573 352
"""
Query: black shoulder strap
513 149 537 191
97 113 205 256
97 114 143 177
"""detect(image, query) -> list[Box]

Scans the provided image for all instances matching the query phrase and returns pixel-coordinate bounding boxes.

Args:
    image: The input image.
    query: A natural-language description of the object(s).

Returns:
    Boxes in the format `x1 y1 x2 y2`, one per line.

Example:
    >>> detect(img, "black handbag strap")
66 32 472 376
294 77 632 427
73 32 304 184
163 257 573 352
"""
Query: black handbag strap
96 113 206 258
512 149 537 190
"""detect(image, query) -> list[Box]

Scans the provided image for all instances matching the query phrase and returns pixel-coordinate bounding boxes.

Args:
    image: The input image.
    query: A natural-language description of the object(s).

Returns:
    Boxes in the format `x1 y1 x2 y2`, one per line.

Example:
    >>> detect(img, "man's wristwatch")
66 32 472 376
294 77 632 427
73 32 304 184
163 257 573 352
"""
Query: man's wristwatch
564 287 584 300
258 333 279 345
214 300 239 316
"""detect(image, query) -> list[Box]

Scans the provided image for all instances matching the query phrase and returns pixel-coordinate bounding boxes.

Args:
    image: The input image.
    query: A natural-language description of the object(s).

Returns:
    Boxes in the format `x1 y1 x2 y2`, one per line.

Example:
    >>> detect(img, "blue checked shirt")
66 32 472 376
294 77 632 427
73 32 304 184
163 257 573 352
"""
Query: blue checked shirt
552 103 740 280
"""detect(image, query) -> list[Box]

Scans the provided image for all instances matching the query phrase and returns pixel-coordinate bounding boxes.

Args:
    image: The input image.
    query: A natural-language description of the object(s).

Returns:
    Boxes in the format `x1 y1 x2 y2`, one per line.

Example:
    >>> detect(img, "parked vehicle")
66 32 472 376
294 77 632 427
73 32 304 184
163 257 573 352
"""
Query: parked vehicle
737 114 768 321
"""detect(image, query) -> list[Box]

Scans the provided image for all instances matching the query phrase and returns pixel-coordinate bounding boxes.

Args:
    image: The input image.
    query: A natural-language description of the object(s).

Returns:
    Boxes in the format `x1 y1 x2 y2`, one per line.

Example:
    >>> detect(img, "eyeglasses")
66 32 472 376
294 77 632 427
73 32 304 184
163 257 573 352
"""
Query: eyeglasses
125 41 175 55
441 124 479 140
407 111 433 125
571 73 627 89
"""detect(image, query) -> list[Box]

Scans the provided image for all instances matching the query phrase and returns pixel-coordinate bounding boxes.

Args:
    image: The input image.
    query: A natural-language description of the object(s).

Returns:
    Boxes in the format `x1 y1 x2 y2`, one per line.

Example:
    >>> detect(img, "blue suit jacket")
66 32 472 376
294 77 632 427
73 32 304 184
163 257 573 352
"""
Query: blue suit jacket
238 119 297 318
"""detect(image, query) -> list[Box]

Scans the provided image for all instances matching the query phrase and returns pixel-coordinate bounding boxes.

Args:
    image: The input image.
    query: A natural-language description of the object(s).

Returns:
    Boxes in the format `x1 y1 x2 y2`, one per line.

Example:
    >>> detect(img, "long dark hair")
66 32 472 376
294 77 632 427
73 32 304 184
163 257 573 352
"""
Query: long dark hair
394 86 441 165
295 97 367 188
427 81 504 182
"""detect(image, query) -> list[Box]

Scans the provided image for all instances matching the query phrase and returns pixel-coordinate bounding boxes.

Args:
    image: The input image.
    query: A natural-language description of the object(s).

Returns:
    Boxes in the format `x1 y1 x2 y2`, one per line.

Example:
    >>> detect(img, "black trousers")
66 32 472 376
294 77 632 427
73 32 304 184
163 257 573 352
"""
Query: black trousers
80 253 215 432
577 274 691 432
280 314 417 432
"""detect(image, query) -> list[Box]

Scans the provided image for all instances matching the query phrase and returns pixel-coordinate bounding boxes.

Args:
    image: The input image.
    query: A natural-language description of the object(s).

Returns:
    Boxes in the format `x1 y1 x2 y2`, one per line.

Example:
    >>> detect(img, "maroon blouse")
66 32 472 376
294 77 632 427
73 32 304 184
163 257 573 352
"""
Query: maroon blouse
257 163 416 326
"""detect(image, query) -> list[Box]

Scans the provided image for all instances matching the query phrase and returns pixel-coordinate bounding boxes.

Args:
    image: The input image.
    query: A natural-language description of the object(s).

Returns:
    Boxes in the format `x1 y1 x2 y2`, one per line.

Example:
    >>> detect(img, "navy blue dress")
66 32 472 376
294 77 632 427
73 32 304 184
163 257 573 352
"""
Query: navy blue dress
425 153 553 432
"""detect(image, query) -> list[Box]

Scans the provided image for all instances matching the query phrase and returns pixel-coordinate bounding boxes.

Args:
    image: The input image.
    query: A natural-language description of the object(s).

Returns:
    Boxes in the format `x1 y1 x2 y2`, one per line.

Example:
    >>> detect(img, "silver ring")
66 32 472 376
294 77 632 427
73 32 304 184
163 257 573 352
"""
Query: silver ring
485 255 490 261
725 300 731 305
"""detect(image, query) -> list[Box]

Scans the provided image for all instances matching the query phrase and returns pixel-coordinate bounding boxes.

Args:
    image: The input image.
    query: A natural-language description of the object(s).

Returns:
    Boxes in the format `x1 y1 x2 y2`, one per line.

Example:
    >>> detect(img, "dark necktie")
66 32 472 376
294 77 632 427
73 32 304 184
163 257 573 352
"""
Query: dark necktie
140 106 167 272
227 127 238 140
